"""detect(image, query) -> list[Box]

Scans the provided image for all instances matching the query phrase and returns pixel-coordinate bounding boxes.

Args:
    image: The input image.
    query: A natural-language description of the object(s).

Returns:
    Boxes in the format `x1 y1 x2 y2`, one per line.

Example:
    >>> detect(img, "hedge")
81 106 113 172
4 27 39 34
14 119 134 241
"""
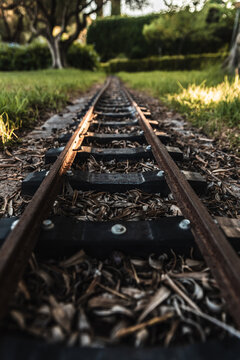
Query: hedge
87 12 233 60
67 43 99 70
0 43 51 70
102 53 228 73
87 14 159 61
0 42 99 71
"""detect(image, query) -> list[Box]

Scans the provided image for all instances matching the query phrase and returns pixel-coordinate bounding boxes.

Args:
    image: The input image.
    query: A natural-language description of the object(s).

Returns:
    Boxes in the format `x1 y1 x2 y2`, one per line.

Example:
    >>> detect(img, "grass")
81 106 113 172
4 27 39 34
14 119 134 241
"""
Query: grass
119 67 240 150
0 69 105 146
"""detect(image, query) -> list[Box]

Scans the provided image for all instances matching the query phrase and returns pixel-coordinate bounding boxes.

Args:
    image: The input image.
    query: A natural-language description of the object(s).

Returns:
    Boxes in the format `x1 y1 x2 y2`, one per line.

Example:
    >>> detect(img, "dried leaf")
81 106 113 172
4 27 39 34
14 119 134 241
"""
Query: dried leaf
138 286 171 322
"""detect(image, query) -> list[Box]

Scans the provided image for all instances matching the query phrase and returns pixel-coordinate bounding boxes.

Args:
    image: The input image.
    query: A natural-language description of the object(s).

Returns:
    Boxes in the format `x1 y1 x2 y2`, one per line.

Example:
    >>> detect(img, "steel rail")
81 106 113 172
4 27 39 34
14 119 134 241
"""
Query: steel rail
0 78 111 320
124 83 240 328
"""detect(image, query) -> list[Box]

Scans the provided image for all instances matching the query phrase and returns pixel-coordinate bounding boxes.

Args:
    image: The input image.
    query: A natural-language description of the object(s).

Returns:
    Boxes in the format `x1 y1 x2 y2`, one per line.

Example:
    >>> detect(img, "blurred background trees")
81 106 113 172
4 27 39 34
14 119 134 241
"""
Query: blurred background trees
87 0 235 61
0 0 238 71
143 0 234 56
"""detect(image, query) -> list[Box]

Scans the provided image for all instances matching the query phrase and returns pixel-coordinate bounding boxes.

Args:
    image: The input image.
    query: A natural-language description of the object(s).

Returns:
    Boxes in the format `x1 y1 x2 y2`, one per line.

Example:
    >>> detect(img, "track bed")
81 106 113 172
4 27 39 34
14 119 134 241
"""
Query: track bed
0 77 240 358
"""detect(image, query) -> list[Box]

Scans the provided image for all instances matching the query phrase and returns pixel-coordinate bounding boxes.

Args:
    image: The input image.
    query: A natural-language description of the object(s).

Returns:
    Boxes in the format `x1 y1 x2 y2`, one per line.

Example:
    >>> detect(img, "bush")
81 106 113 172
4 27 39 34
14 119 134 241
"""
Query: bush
102 53 227 73
87 14 159 61
87 7 233 60
0 42 51 71
67 43 99 70
0 42 99 71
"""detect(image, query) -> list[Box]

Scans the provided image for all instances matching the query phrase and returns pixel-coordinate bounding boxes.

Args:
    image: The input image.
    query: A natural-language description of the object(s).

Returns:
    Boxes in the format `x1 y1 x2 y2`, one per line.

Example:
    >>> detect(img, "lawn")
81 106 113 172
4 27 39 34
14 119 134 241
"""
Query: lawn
119 67 240 150
0 69 105 145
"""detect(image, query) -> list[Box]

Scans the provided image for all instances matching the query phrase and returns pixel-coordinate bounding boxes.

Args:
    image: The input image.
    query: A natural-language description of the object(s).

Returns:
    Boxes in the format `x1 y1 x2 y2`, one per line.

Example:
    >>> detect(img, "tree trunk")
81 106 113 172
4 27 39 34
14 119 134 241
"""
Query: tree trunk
47 38 63 69
60 42 69 68
111 0 121 15
96 0 103 17
225 32 240 73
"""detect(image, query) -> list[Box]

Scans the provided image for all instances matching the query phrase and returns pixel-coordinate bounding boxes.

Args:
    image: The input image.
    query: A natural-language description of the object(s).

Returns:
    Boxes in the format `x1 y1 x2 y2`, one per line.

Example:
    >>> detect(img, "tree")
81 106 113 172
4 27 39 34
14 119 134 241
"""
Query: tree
0 0 107 68
0 0 26 43
162 0 206 12
225 2 240 73
111 0 121 15
25 0 108 69
110 0 149 16
143 1 234 55
0 0 148 69
96 0 103 17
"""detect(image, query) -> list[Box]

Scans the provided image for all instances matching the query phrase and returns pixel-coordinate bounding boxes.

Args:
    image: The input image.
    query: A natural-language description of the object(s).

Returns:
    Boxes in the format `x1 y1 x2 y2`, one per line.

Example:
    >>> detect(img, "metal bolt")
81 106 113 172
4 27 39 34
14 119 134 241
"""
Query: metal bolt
11 219 19 231
66 170 73 176
157 170 165 177
45 171 49 177
111 224 127 235
146 145 152 151
140 130 144 135
179 219 191 230
42 219 54 230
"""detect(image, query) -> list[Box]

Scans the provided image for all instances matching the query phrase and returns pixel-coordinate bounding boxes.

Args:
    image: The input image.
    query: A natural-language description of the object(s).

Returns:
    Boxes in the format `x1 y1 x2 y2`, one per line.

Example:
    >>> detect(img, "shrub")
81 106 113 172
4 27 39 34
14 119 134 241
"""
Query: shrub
87 14 159 61
0 42 51 71
87 7 233 60
0 42 99 71
103 53 227 73
67 43 99 70
143 5 234 56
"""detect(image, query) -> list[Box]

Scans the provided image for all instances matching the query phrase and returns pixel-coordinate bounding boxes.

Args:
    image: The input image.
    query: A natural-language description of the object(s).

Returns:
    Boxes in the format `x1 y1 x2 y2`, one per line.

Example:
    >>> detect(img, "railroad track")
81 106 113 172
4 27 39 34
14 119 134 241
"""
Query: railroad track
0 76 240 353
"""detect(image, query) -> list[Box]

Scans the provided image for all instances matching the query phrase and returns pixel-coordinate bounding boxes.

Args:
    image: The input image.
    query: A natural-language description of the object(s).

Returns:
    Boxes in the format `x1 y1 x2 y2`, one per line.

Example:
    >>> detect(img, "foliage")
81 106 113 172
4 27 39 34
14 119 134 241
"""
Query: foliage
0 0 149 68
0 4 27 43
103 53 227 72
0 112 18 145
0 69 105 146
67 43 99 70
119 67 240 149
169 74 240 129
0 42 99 71
143 2 234 55
87 14 159 61
0 0 105 69
0 42 51 71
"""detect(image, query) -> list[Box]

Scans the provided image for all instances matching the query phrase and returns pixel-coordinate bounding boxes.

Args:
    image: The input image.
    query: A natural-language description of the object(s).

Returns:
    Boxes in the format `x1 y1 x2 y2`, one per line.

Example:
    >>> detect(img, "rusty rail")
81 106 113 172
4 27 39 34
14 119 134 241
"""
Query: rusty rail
0 79 111 320
124 85 240 328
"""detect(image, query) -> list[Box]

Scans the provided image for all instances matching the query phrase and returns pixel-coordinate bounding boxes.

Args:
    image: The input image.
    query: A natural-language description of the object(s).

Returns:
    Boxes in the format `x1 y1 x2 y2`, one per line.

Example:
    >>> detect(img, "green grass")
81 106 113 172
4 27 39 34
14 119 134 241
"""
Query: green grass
119 67 240 150
0 69 105 146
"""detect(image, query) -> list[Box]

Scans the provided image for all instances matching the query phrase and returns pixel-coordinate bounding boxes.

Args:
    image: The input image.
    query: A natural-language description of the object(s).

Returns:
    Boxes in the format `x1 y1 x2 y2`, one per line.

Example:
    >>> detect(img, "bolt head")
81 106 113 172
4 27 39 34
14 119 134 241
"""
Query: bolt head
157 170 165 177
111 224 127 235
66 170 73 176
179 219 191 230
11 219 19 231
42 219 54 230
146 145 152 151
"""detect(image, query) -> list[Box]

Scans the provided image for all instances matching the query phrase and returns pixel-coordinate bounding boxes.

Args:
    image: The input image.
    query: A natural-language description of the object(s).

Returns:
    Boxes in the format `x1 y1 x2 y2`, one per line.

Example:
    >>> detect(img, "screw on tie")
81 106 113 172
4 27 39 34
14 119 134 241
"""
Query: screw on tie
11 219 19 231
42 219 54 230
146 145 152 151
157 171 165 177
179 219 191 230
111 224 127 235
